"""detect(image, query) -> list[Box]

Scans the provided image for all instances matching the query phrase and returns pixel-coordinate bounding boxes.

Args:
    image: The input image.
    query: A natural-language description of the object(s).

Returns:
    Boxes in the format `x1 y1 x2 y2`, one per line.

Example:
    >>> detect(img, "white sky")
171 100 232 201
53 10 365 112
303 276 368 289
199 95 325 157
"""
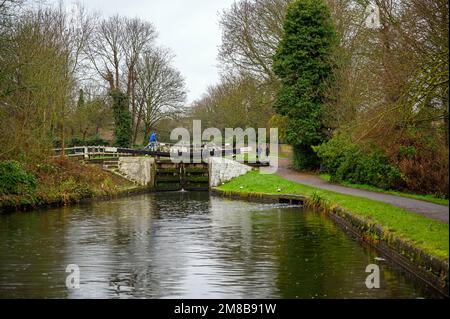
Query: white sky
51 0 236 104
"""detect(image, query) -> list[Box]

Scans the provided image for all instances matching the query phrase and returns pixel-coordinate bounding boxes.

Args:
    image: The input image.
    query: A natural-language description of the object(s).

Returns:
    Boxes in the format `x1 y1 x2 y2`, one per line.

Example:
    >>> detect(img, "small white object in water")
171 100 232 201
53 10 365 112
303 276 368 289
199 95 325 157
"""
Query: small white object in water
374 257 386 261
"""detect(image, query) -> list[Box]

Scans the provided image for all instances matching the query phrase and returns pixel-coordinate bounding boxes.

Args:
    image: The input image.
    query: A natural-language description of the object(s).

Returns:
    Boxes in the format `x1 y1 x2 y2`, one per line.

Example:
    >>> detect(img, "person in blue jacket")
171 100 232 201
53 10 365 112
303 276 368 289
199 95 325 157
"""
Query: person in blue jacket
148 132 157 151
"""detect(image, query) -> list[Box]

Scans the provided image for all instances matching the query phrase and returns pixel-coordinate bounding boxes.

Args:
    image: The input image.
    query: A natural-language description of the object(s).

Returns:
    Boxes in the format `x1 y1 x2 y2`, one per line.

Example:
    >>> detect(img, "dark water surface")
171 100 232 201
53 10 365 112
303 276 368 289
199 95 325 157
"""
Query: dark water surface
0 192 438 298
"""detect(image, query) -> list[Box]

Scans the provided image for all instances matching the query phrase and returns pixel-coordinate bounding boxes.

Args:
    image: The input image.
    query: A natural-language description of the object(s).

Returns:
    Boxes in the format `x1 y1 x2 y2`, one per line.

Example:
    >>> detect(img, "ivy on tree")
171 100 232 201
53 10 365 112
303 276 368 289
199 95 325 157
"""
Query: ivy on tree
273 0 336 170
110 90 132 148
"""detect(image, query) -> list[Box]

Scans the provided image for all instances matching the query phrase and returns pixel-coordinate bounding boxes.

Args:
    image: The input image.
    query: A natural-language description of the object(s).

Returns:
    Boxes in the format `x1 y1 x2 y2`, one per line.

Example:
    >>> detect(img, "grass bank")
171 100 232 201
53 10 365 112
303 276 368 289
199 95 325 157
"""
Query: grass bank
319 174 449 206
0 157 137 212
218 170 449 261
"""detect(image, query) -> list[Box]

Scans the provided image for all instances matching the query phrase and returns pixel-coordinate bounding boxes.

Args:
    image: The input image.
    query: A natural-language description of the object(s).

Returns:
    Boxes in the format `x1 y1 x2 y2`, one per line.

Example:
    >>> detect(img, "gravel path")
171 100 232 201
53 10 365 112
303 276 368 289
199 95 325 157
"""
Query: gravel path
275 158 449 223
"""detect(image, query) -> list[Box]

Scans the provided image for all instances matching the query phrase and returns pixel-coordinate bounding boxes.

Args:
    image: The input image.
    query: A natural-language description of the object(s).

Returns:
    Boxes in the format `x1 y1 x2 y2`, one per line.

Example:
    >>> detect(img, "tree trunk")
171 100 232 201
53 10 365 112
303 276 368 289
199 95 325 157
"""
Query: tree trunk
444 96 449 147
133 112 142 145
143 125 151 146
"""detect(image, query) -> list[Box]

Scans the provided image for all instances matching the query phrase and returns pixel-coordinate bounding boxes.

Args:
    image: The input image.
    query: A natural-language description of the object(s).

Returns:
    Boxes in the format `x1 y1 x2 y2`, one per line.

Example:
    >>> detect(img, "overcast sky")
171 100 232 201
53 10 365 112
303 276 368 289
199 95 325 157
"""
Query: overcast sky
51 0 235 104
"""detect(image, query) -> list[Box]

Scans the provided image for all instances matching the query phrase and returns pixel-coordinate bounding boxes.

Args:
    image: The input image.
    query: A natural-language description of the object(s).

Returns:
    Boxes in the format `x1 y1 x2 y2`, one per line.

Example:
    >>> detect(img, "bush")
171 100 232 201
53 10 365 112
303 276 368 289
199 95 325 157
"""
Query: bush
0 160 37 195
86 135 109 146
313 135 359 174
66 135 109 148
53 137 62 148
390 132 449 197
292 144 322 171
314 135 404 190
67 136 85 147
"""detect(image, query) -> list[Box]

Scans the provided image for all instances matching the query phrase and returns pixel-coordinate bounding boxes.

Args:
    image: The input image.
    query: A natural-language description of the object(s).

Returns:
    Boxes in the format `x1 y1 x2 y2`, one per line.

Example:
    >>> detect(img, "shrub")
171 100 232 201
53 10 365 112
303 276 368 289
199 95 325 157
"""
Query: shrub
292 144 322 171
314 135 404 190
389 133 449 197
313 135 358 174
86 135 109 146
0 160 37 195
53 137 62 148
67 136 85 147
66 135 109 147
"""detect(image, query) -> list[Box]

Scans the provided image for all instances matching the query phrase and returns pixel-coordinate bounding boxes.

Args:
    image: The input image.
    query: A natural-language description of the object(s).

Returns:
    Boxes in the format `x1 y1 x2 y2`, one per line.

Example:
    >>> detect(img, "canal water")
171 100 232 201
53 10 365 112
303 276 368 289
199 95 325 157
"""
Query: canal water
0 192 438 299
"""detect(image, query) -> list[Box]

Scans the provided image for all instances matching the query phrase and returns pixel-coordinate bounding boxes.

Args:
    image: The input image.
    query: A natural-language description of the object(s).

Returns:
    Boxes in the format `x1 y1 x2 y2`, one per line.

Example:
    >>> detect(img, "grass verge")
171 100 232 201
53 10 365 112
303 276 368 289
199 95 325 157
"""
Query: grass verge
218 170 449 261
319 174 449 206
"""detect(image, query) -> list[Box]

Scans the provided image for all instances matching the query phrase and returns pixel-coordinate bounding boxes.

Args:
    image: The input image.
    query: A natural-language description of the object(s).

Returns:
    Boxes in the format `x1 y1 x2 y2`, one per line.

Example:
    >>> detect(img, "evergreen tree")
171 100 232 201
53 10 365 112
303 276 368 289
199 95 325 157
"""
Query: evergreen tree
77 89 85 109
273 0 336 170
110 89 132 148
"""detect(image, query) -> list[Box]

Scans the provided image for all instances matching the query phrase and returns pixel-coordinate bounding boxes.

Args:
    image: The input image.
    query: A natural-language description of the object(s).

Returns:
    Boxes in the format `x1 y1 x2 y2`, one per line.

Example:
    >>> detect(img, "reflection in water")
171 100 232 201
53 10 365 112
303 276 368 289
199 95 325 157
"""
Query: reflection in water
0 192 438 298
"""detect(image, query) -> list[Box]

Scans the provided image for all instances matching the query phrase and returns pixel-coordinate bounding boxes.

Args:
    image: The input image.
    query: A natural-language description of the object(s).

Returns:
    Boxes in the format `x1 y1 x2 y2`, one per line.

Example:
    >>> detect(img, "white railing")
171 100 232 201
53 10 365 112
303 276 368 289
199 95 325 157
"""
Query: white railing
53 143 241 159
53 146 134 159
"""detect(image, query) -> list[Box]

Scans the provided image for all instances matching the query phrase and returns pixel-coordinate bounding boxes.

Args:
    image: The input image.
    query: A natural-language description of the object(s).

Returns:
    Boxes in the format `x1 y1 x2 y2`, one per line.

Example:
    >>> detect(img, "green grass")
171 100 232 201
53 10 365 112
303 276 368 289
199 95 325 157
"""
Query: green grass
277 152 289 159
218 171 449 260
225 153 258 162
225 153 288 162
320 174 449 206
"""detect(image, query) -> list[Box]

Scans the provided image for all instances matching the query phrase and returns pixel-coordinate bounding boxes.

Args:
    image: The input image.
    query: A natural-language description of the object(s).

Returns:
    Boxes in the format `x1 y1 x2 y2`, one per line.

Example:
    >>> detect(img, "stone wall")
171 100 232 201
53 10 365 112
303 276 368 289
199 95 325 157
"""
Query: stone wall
118 157 154 186
116 156 251 188
209 157 252 187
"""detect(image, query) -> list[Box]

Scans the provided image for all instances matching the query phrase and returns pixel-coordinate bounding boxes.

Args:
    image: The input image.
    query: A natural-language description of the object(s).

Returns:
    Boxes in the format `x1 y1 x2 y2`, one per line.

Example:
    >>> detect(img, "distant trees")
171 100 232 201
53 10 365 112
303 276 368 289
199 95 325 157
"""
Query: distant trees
190 74 273 133
68 88 112 144
273 0 336 169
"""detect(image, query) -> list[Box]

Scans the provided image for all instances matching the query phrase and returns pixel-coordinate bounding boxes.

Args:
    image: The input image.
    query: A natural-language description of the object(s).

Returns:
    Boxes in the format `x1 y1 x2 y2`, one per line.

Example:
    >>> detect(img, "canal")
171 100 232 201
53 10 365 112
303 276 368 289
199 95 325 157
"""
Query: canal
0 192 438 298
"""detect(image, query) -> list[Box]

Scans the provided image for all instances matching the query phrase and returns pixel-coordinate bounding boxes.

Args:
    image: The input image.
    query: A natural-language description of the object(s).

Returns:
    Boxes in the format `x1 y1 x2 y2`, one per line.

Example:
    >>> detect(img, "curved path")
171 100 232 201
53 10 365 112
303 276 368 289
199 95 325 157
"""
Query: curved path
275 158 449 223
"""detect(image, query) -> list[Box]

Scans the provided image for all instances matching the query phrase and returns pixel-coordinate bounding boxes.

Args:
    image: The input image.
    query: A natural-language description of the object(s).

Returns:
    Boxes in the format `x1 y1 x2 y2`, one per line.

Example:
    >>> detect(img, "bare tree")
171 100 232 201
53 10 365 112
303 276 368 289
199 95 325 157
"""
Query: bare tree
189 73 274 133
0 0 23 26
219 0 289 82
55 2 96 155
88 15 124 91
122 18 157 136
135 48 186 144
87 16 158 142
